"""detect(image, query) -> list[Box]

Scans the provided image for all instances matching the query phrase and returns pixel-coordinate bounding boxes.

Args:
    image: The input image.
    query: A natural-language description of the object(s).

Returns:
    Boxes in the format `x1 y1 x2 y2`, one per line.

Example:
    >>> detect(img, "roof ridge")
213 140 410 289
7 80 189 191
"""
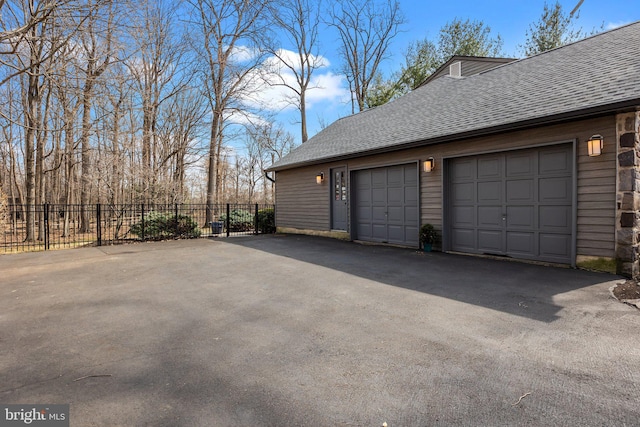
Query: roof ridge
476 20 640 77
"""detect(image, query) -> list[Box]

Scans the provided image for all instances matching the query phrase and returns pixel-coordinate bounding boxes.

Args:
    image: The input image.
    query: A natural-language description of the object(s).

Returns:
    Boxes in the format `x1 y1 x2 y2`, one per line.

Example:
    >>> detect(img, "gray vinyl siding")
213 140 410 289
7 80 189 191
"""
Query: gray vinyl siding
275 115 617 259
275 165 330 231
427 58 515 82
462 60 508 76
576 119 617 258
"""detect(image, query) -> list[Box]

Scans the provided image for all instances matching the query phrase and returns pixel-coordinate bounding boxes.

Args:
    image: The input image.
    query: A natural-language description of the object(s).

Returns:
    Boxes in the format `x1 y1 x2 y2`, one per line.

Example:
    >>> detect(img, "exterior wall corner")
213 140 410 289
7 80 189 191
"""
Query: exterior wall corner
615 111 640 278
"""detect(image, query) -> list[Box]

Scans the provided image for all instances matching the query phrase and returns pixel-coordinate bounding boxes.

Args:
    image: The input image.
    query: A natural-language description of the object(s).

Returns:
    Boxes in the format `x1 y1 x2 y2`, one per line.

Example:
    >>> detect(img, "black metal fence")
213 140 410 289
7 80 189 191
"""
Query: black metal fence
1 203 275 254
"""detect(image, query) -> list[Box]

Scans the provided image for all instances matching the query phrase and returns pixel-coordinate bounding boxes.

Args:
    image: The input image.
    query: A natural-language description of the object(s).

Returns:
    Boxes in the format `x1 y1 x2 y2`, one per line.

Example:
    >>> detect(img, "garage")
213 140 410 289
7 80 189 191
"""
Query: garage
447 144 574 264
354 164 419 246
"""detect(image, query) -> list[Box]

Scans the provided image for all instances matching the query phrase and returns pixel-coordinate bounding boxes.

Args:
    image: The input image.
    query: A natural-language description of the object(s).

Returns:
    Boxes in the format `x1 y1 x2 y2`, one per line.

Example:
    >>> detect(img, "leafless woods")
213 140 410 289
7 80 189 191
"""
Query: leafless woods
0 0 402 239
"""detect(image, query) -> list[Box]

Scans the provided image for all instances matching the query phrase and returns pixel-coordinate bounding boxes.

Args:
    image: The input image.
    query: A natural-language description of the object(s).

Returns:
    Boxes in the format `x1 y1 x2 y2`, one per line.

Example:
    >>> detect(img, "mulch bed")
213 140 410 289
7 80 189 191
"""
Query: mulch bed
612 280 640 302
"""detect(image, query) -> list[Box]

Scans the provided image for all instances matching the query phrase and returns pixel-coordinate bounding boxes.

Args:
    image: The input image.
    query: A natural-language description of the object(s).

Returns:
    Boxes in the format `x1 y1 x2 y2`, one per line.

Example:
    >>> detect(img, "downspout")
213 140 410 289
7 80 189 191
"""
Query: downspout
264 171 275 184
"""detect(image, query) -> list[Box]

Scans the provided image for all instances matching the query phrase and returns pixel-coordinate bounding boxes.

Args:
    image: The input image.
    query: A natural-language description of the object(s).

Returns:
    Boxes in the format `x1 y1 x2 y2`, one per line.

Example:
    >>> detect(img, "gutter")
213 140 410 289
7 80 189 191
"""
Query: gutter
267 100 640 172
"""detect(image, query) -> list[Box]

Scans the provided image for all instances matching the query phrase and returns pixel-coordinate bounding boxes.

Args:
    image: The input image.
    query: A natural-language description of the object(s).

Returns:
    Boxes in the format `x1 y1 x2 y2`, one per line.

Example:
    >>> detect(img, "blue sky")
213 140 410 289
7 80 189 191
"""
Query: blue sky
242 0 639 150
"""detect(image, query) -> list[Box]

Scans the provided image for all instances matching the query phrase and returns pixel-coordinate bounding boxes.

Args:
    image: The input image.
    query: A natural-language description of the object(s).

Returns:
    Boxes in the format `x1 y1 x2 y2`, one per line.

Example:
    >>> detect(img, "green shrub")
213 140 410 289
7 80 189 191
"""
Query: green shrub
419 223 440 245
219 209 254 232
130 211 201 240
257 208 275 234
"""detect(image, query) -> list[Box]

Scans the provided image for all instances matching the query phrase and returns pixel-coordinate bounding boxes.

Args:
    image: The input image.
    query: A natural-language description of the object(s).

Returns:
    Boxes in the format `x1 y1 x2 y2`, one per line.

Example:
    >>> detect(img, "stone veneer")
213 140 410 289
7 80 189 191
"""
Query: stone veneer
616 111 640 278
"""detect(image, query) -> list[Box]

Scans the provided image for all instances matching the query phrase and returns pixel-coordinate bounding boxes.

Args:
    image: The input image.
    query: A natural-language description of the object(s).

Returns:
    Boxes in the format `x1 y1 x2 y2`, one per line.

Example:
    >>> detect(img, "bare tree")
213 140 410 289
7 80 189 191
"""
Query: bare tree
188 0 270 221
77 0 114 232
0 0 90 86
245 121 295 203
125 0 189 203
156 88 207 204
14 0 58 241
267 0 323 142
328 0 404 113
51 42 83 235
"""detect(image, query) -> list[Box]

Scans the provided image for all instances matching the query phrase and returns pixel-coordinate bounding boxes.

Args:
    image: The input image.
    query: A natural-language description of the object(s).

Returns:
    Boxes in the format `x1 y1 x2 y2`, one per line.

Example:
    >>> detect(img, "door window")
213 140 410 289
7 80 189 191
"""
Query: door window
335 171 346 201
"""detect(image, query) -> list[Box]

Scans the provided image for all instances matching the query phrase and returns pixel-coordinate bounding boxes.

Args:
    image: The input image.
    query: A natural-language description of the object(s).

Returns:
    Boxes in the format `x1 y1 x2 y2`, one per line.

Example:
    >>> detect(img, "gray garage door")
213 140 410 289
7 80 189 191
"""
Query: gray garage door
448 144 573 264
354 164 419 246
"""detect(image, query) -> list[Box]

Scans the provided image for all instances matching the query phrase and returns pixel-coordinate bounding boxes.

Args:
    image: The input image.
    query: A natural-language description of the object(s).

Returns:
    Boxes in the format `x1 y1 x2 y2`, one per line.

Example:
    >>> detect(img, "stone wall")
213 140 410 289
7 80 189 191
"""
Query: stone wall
616 111 640 278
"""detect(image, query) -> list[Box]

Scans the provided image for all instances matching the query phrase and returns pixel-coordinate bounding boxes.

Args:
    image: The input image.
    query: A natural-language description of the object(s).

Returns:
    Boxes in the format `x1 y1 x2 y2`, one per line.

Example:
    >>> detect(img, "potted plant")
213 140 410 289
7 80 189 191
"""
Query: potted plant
419 223 439 252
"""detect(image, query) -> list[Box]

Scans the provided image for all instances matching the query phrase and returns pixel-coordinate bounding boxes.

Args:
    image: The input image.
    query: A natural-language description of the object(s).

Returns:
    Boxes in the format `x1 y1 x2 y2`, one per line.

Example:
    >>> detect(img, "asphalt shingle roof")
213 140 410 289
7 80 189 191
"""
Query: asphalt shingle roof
269 22 640 171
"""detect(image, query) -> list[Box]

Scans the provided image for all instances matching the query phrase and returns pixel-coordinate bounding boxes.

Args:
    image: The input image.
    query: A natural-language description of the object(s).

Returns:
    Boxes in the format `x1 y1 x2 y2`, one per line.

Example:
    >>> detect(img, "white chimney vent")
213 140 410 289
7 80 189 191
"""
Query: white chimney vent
449 61 462 78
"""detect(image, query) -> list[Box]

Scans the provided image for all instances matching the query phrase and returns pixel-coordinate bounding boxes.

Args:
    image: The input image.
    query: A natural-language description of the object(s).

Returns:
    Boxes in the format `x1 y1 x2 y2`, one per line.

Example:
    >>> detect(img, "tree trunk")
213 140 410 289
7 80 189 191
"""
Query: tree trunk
24 70 39 242
300 90 308 143
79 81 93 233
205 111 222 222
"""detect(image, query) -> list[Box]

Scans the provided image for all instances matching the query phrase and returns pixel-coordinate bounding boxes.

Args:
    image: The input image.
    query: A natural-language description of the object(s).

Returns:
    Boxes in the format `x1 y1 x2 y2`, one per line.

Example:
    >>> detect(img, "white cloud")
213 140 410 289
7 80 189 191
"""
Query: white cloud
606 21 630 30
229 45 261 63
264 48 330 71
306 72 351 106
224 109 270 128
242 48 349 113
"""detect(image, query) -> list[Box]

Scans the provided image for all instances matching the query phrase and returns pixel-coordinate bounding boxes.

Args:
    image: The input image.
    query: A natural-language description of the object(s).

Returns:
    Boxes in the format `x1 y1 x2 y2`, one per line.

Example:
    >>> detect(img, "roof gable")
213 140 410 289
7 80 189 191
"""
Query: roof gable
420 55 516 86
270 22 640 171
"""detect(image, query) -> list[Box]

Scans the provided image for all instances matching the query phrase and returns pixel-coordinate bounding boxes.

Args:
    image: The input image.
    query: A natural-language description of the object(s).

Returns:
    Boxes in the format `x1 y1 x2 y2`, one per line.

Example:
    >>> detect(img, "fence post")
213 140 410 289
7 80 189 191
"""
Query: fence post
141 203 145 241
44 203 49 250
254 203 259 235
96 204 102 246
226 203 230 237
175 203 179 237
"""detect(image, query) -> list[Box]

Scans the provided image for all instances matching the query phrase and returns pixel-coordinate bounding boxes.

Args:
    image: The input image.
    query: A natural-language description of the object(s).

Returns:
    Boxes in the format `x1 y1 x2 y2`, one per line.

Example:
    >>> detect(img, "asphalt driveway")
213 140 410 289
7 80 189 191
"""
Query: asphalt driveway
1 235 639 426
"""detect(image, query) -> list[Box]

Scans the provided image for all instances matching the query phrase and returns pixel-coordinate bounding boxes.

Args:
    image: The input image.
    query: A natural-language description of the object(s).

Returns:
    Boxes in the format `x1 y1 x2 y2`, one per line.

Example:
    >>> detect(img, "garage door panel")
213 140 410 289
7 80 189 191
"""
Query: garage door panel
405 226 419 245
478 206 502 227
405 206 418 222
506 179 534 202
540 233 571 260
372 187 386 204
478 230 503 252
452 228 475 250
388 188 402 204
387 167 402 185
453 206 475 227
358 223 372 239
372 224 387 240
539 177 571 202
372 170 386 186
356 170 370 186
506 206 534 228
356 186 370 203
405 187 418 203
372 206 386 221
540 205 571 231
478 157 502 179
452 159 475 181
404 165 418 184
478 181 502 203
507 232 535 254
453 182 475 203
387 206 403 222
388 225 404 243
356 206 371 221
540 150 570 174
506 153 534 177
